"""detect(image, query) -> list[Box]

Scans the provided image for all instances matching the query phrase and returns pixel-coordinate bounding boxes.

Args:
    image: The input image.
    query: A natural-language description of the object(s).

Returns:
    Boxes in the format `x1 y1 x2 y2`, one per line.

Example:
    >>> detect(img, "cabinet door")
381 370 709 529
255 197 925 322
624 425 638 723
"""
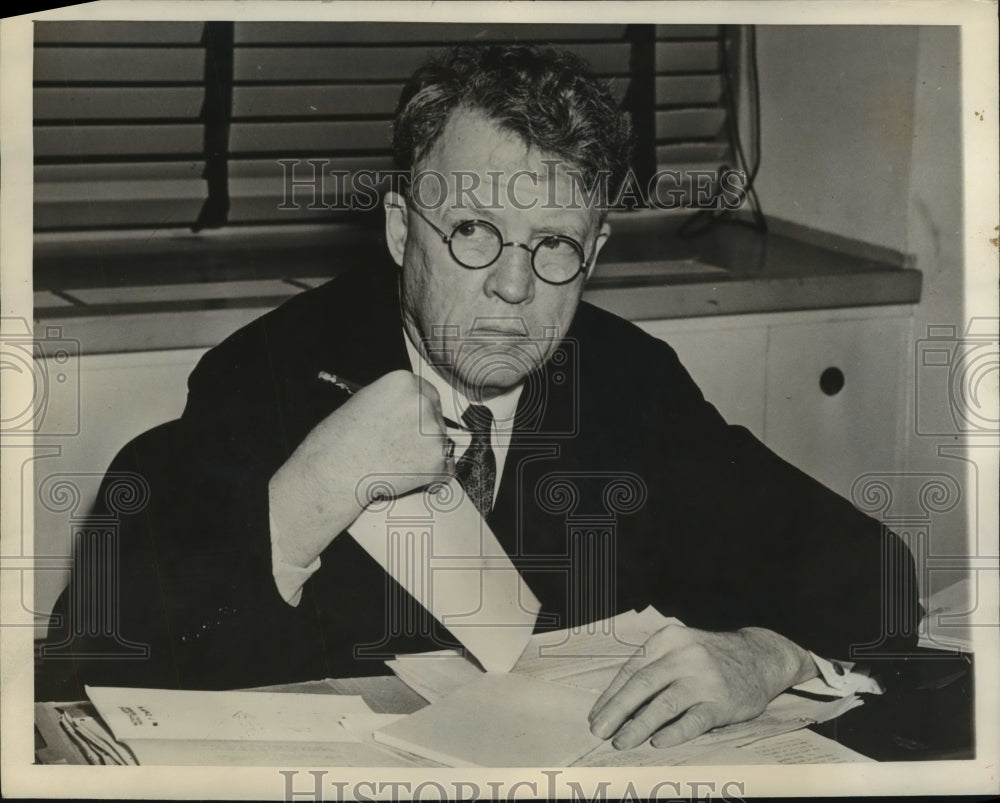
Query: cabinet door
638 319 768 438
764 314 910 499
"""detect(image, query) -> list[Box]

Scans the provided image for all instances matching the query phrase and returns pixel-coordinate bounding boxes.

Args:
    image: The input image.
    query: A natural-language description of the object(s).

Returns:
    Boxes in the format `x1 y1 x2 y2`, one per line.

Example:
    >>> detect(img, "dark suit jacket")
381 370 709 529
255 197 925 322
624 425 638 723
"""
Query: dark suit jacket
40 263 921 698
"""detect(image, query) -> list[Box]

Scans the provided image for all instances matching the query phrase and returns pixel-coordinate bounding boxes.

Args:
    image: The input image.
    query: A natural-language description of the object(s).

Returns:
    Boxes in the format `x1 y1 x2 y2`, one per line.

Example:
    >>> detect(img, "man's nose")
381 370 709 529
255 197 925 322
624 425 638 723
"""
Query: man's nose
485 242 535 305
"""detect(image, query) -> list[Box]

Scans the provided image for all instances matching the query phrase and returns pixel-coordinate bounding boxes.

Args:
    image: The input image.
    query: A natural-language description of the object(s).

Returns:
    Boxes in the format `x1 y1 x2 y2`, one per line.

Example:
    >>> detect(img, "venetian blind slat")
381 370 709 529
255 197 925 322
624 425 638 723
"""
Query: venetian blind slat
229 120 394 154
229 154 395 179
655 75 722 106
655 143 730 164
34 87 206 120
233 22 630 44
34 21 205 44
234 43 631 83
654 109 727 142
654 41 720 74
35 194 206 231
34 47 206 84
35 124 206 159
232 85 403 118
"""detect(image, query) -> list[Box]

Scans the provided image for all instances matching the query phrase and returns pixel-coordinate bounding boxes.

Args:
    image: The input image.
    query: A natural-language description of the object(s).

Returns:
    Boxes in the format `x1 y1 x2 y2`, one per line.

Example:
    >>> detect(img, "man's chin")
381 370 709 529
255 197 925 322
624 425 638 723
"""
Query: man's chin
451 341 546 397
454 365 531 400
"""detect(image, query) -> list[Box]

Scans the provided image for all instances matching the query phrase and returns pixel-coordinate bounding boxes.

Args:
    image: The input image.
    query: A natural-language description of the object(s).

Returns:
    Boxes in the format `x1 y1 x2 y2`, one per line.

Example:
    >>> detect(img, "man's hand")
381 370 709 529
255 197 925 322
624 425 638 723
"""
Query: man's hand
269 370 454 568
588 625 819 750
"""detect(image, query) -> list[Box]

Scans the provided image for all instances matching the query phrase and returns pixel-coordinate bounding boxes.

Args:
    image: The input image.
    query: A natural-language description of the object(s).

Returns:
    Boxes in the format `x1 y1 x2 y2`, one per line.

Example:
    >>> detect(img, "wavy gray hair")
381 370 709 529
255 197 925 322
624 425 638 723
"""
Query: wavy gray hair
392 43 634 211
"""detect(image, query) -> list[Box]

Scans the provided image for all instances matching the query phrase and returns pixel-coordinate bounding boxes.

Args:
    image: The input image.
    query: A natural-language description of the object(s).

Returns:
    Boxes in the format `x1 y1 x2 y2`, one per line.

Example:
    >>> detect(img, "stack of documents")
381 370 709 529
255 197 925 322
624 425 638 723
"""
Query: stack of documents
379 607 868 767
71 606 871 767
56 703 138 765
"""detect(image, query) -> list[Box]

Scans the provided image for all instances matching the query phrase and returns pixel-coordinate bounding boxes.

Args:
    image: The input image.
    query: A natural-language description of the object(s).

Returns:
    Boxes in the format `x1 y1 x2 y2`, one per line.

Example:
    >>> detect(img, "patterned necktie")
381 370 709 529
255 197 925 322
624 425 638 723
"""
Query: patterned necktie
454 404 496 518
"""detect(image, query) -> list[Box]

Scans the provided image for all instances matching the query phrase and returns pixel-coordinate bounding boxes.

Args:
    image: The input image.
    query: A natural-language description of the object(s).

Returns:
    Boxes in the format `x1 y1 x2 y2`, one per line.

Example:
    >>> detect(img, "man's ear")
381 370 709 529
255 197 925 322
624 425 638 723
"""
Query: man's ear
384 190 408 268
585 221 612 280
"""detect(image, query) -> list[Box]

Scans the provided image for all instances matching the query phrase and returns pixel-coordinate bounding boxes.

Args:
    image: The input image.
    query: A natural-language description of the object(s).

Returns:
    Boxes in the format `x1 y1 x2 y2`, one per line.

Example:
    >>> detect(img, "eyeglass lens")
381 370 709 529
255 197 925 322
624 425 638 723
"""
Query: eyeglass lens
450 220 584 284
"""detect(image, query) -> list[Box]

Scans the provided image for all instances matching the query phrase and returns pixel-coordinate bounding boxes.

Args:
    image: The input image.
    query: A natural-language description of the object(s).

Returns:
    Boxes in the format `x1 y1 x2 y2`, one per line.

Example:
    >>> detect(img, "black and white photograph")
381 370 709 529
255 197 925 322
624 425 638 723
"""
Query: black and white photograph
1 1 997 800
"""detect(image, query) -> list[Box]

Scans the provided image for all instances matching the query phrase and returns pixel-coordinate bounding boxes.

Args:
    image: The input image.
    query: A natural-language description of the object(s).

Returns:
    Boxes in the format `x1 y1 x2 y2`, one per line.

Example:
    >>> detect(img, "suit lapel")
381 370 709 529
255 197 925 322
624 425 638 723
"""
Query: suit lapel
488 340 583 624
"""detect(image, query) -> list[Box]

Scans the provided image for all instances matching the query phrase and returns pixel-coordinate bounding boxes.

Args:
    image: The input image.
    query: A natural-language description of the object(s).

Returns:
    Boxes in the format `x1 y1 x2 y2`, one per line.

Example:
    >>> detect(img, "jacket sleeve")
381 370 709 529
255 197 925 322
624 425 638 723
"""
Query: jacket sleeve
40 416 331 696
637 337 922 668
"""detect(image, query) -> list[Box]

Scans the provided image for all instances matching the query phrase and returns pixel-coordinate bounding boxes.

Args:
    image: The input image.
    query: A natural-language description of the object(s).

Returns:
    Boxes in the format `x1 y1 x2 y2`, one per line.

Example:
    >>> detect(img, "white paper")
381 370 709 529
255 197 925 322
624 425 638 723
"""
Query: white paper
373 674 604 767
385 608 683 699
918 577 977 652
348 478 540 672
385 653 484 702
85 686 371 743
741 728 876 763
338 712 407 740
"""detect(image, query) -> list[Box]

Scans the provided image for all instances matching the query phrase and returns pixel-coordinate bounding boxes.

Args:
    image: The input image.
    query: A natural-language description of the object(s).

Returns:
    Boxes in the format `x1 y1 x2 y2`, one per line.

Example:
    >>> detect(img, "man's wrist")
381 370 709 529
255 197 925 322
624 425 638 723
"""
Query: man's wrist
267 449 366 569
738 626 820 693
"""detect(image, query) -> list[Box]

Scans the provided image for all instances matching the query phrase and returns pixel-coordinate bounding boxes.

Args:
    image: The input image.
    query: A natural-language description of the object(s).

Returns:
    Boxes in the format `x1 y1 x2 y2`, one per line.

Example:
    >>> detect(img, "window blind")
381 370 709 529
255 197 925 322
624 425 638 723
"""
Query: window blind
227 22 634 226
34 22 209 232
651 25 730 205
33 21 732 235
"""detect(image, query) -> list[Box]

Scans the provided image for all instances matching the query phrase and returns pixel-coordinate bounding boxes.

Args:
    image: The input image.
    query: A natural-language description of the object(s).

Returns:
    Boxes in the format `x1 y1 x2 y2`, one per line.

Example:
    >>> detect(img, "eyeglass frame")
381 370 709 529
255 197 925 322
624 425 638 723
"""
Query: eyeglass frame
402 199 598 286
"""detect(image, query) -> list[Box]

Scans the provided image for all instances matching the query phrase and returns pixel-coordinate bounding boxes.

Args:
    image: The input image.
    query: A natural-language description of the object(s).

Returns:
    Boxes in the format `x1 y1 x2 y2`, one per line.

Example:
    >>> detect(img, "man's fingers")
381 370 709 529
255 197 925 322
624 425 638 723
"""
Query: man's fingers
649 702 718 749
589 659 682 740
607 683 697 750
588 649 647 722
590 624 689 722
415 374 448 432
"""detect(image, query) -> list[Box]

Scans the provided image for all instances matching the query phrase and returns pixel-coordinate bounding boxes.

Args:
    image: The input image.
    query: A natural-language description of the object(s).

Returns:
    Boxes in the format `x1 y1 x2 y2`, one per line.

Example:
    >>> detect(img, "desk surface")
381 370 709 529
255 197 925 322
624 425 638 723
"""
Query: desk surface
36 651 973 766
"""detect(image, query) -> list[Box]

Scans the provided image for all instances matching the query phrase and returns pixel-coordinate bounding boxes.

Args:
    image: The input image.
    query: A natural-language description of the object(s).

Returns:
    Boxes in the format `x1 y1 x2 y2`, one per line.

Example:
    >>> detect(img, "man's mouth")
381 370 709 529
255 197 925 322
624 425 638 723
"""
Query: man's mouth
469 327 528 337
468 319 532 337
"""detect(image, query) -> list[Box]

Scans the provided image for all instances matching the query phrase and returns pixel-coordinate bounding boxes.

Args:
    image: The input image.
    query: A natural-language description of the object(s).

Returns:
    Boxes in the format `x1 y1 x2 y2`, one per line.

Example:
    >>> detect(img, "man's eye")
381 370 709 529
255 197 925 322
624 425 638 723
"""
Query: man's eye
455 221 486 238
540 236 577 252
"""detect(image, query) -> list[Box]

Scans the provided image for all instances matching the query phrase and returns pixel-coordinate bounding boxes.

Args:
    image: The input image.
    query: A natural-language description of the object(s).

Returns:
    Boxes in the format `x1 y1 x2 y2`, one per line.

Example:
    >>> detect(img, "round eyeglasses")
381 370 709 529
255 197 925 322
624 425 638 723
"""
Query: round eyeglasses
406 201 594 286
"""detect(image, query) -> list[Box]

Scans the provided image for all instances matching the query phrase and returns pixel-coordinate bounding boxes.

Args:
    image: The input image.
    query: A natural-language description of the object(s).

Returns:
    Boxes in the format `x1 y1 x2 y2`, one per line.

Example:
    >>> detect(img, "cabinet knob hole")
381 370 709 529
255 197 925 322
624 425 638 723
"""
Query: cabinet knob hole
820 367 845 396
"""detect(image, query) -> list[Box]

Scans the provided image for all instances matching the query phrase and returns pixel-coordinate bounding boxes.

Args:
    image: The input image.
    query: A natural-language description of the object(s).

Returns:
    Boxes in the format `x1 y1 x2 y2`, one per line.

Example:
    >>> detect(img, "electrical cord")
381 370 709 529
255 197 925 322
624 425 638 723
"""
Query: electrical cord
678 25 766 238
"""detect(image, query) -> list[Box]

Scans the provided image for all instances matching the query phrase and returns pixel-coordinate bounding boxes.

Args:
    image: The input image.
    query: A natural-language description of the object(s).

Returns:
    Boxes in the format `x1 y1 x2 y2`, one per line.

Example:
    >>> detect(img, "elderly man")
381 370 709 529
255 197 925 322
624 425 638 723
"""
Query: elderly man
43 44 919 751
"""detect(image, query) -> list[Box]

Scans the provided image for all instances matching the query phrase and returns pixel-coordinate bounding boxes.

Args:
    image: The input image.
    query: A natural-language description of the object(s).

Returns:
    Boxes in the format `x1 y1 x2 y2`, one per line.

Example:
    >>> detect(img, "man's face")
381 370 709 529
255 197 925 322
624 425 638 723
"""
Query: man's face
385 108 610 401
